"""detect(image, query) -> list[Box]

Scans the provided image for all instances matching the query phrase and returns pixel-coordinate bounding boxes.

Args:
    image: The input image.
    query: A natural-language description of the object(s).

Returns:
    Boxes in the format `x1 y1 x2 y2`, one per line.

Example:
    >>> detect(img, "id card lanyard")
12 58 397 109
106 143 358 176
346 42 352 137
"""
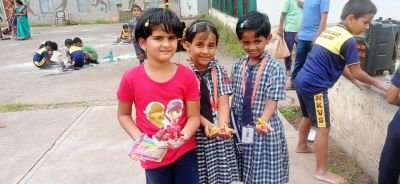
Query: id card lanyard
239 55 269 144
240 55 269 106
189 57 219 111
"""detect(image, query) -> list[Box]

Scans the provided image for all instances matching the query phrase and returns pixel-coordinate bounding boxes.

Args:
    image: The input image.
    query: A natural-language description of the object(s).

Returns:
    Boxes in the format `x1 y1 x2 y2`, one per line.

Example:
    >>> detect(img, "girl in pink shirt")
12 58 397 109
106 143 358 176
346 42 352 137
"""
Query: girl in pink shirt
117 8 201 184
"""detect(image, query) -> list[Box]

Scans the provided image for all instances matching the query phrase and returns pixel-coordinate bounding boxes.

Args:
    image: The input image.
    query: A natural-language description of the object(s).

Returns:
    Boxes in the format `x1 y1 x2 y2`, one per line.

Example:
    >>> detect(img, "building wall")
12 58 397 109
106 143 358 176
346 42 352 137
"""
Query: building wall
6 0 128 24
256 0 400 27
209 9 237 31
179 0 197 18
1 0 184 24
197 0 208 16
329 78 397 181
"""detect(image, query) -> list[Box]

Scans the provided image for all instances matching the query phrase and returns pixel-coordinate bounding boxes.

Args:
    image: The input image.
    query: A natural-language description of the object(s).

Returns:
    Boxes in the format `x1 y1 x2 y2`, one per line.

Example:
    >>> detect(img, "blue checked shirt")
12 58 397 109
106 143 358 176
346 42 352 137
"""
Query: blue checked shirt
231 51 286 126
231 51 289 184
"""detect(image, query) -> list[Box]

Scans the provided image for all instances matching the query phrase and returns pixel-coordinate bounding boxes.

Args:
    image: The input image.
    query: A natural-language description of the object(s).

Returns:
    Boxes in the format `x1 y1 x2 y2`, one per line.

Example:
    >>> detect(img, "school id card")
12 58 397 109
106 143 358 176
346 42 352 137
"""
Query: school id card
241 125 254 144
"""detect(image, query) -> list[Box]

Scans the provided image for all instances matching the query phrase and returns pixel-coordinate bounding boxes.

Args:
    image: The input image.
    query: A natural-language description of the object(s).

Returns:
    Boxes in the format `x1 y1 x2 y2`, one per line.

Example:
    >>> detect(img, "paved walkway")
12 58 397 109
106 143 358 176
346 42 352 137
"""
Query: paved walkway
0 24 324 184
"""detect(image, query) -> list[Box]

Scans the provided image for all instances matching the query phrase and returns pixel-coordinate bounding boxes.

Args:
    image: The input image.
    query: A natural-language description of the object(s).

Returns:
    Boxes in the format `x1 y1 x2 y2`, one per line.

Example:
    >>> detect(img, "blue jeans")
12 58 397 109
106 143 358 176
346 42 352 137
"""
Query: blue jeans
290 40 313 82
379 111 400 184
145 150 199 184
283 32 297 71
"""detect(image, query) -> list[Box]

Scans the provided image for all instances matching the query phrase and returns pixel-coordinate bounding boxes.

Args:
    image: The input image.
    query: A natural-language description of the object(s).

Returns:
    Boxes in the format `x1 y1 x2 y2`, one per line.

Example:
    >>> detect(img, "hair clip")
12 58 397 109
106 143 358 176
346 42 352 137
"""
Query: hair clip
240 20 248 28
192 23 197 32
144 19 150 27
192 22 206 33
182 27 187 38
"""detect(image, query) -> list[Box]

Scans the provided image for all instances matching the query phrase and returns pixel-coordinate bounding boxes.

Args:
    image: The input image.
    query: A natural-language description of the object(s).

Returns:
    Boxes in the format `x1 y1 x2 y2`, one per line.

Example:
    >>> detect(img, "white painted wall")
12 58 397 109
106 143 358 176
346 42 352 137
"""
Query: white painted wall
209 9 238 30
256 0 400 27
180 0 198 18
329 77 397 181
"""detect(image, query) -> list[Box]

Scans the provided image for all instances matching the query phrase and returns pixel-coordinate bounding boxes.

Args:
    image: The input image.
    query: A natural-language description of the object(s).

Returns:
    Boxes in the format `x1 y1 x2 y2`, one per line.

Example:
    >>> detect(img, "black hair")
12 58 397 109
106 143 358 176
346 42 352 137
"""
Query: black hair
131 4 142 11
72 37 82 44
340 0 377 20
39 41 52 49
123 24 129 29
16 0 23 6
181 22 186 29
64 39 73 46
135 8 182 43
235 11 271 40
48 41 58 51
185 20 219 45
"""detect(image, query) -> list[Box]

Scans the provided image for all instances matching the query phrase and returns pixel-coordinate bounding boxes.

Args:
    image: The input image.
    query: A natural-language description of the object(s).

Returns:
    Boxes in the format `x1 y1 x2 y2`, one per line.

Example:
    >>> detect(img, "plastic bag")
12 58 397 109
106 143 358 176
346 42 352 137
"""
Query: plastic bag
273 35 290 59
128 134 167 162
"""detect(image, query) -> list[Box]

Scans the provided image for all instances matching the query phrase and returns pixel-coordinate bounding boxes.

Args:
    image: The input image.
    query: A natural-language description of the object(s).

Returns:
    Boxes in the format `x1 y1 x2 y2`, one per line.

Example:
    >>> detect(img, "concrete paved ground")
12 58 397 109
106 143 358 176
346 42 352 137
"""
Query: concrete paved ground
0 23 324 184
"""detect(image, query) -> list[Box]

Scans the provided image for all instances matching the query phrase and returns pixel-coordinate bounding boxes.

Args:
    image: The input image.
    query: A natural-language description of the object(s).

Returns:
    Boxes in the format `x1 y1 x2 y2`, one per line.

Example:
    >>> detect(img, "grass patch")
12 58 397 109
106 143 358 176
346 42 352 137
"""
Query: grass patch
328 146 360 183
70 19 114 25
30 22 52 27
0 102 90 112
0 103 34 112
279 106 302 123
200 15 245 58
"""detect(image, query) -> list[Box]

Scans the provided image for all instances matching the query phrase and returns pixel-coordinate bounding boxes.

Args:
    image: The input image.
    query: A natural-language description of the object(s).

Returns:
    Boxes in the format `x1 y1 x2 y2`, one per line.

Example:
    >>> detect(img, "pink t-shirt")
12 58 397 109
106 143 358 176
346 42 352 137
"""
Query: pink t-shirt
117 64 200 169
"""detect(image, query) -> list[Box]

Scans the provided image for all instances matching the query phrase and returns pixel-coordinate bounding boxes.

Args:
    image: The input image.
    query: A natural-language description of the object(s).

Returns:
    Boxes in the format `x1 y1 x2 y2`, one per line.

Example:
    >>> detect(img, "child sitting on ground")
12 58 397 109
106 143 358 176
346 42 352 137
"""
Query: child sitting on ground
117 24 132 43
64 38 85 69
33 41 60 69
38 40 51 49
72 37 99 64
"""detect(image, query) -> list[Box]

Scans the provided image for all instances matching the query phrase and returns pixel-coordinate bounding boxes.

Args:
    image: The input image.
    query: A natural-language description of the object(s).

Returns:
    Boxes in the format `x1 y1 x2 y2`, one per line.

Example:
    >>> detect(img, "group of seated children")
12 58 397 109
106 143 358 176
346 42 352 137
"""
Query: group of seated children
33 37 99 71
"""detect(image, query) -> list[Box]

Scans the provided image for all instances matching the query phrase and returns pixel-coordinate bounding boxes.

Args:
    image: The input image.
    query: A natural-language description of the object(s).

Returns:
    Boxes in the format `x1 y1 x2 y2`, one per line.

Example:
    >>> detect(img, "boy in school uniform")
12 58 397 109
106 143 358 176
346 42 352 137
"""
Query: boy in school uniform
72 37 99 64
33 41 59 69
294 0 388 183
65 38 85 69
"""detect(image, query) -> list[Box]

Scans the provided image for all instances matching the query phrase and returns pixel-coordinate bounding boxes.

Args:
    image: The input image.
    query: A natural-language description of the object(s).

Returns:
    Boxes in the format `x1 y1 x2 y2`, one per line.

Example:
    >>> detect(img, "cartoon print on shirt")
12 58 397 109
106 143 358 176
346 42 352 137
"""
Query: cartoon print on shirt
144 102 169 128
166 99 184 124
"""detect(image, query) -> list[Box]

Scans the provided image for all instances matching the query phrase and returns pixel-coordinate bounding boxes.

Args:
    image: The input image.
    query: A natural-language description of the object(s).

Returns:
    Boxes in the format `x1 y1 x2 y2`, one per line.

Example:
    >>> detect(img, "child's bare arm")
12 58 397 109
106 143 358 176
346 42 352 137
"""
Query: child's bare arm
347 64 388 91
342 66 355 81
387 85 400 105
117 101 142 140
342 67 367 89
181 101 200 140
217 95 230 128
217 95 236 138
199 116 210 127
260 100 278 124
